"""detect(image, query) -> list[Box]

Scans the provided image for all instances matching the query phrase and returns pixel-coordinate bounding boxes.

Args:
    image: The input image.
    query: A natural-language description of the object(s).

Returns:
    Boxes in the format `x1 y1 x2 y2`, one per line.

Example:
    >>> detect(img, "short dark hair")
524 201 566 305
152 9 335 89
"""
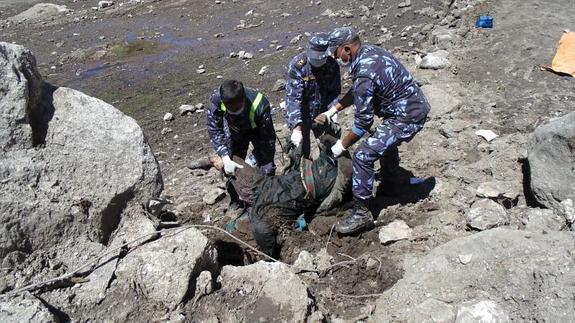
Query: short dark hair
220 80 244 104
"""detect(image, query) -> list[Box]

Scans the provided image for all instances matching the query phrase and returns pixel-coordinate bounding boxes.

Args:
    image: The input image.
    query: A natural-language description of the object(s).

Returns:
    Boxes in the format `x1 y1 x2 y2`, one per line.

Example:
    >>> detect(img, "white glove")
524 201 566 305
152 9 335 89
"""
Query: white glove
290 129 303 146
222 155 243 176
324 106 338 119
331 139 346 158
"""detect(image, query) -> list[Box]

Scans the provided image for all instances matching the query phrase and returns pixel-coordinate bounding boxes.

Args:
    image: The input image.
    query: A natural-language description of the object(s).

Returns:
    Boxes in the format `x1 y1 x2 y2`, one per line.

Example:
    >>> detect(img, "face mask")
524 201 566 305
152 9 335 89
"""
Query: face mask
309 57 327 68
336 57 350 67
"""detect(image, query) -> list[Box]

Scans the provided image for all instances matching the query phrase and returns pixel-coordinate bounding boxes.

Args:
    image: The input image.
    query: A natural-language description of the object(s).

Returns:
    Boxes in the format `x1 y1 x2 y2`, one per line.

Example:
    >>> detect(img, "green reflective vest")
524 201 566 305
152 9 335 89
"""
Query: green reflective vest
219 92 263 129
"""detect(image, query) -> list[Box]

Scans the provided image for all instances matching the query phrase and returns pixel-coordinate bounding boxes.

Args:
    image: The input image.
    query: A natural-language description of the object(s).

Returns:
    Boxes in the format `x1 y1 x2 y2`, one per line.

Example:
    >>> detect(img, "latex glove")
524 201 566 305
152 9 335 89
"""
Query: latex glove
290 129 303 147
222 155 243 176
314 106 338 125
331 139 346 158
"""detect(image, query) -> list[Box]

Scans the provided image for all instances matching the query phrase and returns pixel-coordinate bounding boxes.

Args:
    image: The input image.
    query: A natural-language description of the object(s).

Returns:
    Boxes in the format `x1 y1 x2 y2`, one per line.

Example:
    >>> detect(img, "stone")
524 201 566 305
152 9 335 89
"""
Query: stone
528 111 575 214
163 112 174 121
258 65 269 76
372 229 575 321
458 254 472 265
408 298 455 323
216 261 312 322
0 292 56 322
203 188 225 205
0 42 43 150
112 227 217 310
7 4 71 24
523 208 564 232
466 199 508 230
98 1 115 9
398 0 411 8
455 300 510 323
420 84 461 118
289 34 302 45
419 50 450 70
161 127 173 135
561 199 575 225
476 181 520 207
178 104 196 115
0 43 162 262
432 27 455 50
194 270 214 298
272 79 286 92
379 220 412 244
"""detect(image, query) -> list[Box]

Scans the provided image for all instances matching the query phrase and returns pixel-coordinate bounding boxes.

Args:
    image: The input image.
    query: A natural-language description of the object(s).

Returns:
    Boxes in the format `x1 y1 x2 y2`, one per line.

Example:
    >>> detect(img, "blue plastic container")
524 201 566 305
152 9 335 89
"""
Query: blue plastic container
476 15 493 28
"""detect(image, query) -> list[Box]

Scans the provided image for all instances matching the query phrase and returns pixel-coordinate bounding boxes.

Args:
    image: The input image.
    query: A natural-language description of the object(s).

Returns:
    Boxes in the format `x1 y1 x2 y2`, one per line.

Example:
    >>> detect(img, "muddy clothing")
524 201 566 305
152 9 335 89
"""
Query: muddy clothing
285 54 341 130
207 87 276 175
348 45 430 199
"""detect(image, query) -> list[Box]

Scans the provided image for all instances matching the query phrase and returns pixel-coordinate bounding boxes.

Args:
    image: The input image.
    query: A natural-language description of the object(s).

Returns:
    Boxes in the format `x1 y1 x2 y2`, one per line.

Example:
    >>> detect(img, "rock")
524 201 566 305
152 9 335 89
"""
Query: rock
398 0 411 8
458 254 473 265
0 42 43 150
178 104 196 115
290 34 302 44
203 188 225 205
161 127 173 135
379 220 412 244
0 43 162 261
272 79 286 92
258 65 269 76
466 199 508 230
372 229 575 321
408 298 455 323
7 4 71 24
194 270 214 298
419 50 450 70
432 27 455 50
196 68 206 74
523 208 564 232
163 112 174 121
112 227 217 310
528 112 575 214
321 9 336 17
98 1 115 9
216 261 312 322
561 199 575 225
0 292 56 322
455 300 509 323
476 181 520 207
420 84 461 118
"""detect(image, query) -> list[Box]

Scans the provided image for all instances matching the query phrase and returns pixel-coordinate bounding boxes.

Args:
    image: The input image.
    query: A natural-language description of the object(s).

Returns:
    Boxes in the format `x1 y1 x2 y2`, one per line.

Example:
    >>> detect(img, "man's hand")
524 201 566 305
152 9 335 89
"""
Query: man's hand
331 139 346 158
222 155 243 176
314 106 338 125
290 128 303 147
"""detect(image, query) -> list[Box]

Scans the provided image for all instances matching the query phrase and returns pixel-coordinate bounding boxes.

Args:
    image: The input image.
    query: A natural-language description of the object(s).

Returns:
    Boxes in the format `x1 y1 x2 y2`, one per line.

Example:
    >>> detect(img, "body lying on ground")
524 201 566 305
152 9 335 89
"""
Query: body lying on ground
227 132 352 257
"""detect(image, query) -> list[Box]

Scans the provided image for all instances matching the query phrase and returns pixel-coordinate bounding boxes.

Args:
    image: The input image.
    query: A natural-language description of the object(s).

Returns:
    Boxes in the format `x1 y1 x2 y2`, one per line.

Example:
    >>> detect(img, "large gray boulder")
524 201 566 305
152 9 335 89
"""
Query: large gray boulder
371 229 575 322
110 227 217 311
0 42 162 262
528 112 575 215
203 261 313 322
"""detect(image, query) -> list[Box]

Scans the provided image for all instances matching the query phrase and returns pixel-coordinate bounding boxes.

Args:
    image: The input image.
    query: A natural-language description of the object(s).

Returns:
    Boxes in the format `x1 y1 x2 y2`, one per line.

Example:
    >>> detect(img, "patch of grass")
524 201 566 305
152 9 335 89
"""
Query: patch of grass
111 40 158 58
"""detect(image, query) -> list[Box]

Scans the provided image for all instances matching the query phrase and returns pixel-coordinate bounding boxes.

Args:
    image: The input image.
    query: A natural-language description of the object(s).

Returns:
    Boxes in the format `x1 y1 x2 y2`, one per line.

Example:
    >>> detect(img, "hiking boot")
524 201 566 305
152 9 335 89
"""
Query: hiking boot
335 198 374 235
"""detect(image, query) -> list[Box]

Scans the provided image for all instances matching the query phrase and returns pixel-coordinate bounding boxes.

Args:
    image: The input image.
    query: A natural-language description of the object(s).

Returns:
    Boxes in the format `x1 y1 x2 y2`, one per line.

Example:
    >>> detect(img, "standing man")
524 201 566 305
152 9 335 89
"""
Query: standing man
285 33 341 156
318 27 431 235
207 80 276 177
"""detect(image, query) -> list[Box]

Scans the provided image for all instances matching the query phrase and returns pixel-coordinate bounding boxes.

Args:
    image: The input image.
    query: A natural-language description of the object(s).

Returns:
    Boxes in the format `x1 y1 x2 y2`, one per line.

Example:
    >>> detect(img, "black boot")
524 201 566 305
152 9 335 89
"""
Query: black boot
335 198 374 235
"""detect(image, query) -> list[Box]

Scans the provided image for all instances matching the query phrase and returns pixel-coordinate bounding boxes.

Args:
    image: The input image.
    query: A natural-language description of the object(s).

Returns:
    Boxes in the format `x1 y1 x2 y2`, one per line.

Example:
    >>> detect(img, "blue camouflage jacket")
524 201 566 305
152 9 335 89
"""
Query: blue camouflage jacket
207 87 275 157
285 54 341 130
349 45 430 137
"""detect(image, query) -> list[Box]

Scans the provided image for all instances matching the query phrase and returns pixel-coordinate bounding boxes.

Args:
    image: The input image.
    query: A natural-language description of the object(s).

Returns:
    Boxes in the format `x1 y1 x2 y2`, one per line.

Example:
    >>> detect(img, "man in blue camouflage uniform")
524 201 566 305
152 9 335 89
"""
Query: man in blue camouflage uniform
320 27 431 234
207 80 276 177
285 33 341 156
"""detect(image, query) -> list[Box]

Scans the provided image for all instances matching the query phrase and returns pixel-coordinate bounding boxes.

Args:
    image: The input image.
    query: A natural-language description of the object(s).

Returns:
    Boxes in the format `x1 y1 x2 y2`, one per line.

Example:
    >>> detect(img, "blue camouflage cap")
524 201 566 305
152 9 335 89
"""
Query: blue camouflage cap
326 27 357 57
306 32 330 60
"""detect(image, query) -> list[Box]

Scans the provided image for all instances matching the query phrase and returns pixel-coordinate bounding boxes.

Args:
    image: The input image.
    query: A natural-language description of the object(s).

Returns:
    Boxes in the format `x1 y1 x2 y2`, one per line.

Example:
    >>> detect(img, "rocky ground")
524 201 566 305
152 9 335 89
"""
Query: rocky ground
1 0 575 322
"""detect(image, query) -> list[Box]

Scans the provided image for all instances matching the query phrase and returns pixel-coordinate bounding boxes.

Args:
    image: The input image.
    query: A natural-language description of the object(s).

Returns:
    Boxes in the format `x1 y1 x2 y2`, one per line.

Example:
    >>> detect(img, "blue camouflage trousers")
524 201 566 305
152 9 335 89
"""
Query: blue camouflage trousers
352 118 425 200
